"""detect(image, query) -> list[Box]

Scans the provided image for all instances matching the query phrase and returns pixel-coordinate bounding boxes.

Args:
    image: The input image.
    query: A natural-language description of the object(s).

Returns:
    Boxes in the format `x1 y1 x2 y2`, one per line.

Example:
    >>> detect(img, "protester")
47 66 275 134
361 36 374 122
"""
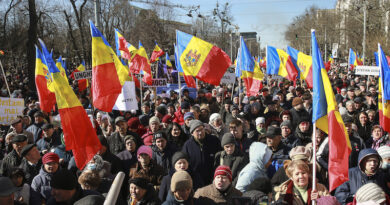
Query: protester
128 177 161 205
0 135 28 177
0 177 19 205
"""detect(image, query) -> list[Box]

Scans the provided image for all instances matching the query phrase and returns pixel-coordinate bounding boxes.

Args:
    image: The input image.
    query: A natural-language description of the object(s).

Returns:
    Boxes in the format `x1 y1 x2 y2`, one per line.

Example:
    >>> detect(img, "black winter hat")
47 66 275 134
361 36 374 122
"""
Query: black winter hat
129 178 149 190
11 134 27 143
20 144 35 157
221 133 236 147
171 151 190 167
156 105 167 116
51 169 77 190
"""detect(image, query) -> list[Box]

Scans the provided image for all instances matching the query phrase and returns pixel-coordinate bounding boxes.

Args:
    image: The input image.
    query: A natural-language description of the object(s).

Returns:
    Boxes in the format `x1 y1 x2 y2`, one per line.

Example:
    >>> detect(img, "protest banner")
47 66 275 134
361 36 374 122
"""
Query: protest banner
220 70 236 84
0 97 24 125
354 66 379 76
113 81 138 111
142 78 167 87
157 84 197 99
74 70 92 80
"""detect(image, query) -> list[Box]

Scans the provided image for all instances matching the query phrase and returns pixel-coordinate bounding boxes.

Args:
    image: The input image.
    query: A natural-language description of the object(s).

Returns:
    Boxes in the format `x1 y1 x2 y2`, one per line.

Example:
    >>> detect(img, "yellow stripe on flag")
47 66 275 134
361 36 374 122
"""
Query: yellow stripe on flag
180 37 213 76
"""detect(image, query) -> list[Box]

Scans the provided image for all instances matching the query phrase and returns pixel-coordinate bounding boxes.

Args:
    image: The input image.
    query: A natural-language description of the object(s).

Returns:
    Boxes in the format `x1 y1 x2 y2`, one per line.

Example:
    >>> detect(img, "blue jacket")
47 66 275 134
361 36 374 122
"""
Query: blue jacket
235 142 272 193
335 148 389 204
30 167 55 205
162 191 201 205
182 134 221 184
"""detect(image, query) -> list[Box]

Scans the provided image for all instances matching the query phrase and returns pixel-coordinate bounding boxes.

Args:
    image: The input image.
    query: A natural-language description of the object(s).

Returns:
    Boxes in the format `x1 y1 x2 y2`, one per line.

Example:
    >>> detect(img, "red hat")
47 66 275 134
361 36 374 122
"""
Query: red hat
127 117 140 130
214 165 232 182
42 152 59 164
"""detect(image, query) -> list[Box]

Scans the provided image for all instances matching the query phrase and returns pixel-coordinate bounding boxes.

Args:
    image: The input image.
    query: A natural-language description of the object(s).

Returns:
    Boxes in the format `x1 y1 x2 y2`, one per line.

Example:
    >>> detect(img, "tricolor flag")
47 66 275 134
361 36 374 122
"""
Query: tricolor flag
35 46 56 113
174 43 196 88
348 48 362 69
90 20 130 112
114 29 132 60
287 46 313 88
267 46 298 85
166 53 172 67
39 39 101 170
325 55 334 72
56 56 69 84
176 30 231 86
236 37 264 96
378 45 390 133
150 42 165 63
311 30 351 192
76 61 88 92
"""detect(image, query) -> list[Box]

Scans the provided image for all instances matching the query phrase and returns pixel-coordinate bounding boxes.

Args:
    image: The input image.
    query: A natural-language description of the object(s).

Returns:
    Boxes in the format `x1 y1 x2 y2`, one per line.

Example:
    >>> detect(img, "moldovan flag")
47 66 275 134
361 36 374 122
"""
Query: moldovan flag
150 42 165 63
76 61 88 92
287 46 313 88
35 45 56 112
90 20 130 112
311 30 351 192
267 46 298 85
39 39 101 170
176 30 231 86
378 44 390 133
56 56 69 84
174 43 196 88
166 53 173 67
348 48 362 69
136 42 152 85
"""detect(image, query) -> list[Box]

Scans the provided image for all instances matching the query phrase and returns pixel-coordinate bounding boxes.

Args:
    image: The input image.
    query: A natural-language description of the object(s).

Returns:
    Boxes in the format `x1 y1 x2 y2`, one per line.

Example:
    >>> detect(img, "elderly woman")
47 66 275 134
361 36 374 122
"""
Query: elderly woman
366 125 389 150
128 177 161 205
209 113 229 140
273 160 329 205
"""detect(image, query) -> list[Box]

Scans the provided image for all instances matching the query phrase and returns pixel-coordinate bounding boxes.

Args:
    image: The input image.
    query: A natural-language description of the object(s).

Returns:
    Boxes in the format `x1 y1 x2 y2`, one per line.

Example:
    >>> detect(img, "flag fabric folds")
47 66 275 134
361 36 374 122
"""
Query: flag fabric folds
287 46 313 88
174 43 196 88
176 30 231 86
311 30 351 192
378 45 390 133
166 53 173 67
39 39 101 170
56 56 69 84
114 29 132 60
90 21 130 112
150 42 165 63
267 46 298 84
76 61 88 92
348 48 362 69
35 46 56 112
134 42 152 85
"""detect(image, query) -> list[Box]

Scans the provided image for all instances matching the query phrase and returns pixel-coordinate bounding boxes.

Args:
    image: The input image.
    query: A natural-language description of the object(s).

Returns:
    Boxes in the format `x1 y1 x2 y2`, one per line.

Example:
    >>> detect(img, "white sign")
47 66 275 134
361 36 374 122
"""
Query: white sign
340 63 348 67
355 66 380 76
113 81 138 111
221 70 236 84
0 98 24 125
74 70 92 80
142 78 167 87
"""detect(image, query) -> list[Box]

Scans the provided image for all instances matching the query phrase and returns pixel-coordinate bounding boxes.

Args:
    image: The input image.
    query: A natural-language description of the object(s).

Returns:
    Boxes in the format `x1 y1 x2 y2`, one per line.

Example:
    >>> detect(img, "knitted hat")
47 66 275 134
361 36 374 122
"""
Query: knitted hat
171 152 189 167
289 146 310 160
170 171 193 192
127 117 140 129
153 131 167 141
316 196 341 205
129 178 149 190
214 165 232 182
280 120 292 130
255 117 265 125
42 152 60 164
20 144 35 157
209 113 221 123
292 97 303 107
11 134 27 143
137 145 153 159
355 183 386 204
149 116 160 125
221 133 236 147
51 169 77 190
184 112 195 121
189 120 204 134
377 146 390 159
230 105 239 112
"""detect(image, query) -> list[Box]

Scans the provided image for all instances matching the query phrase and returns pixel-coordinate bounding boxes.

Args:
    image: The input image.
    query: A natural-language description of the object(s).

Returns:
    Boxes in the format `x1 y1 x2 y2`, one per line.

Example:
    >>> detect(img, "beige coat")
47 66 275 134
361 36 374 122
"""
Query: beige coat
194 183 242 205
273 180 329 205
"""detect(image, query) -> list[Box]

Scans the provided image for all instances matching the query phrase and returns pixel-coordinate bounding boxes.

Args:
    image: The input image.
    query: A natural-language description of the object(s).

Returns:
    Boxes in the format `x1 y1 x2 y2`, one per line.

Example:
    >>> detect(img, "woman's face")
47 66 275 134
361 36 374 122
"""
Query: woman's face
125 139 136 152
130 184 147 200
171 125 181 137
292 168 309 188
174 159 189 171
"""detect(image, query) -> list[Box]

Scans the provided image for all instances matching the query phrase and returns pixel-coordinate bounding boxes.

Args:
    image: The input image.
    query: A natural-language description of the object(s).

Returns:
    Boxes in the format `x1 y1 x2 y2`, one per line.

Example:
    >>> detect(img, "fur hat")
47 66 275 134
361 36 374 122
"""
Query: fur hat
170 171 193 192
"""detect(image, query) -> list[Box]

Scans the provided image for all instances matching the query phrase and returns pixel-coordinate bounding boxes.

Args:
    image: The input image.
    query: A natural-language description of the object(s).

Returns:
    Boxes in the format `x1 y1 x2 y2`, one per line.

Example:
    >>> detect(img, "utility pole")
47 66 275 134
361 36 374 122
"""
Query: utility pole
362 1 367 65
95 0 101 29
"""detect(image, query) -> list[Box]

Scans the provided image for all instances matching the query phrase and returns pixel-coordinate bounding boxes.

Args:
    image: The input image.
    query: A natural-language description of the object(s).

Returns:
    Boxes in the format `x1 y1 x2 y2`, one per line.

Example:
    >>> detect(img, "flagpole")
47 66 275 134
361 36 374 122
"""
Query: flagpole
238 36 242 108
0 59 11 97
178 72 182 101
140 74 143 106
312 122 317 193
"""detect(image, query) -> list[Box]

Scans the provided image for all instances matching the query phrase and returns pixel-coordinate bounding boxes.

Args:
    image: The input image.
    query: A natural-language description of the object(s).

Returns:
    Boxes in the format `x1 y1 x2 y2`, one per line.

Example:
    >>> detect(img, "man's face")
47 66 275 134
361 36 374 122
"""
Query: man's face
168 106 175 115
26 147 41 163
12 141 27 154
224 143 235 155
281 126 291 137
224 104 230 112
154 110 163 119
341 90 347 96
213 118 222 127
150 122 160 133
184 118 193 127
192 126 205 141
141 105 150 114
43 128 54 138
116 121 128 135
230 124 243 140
51 188 75 202
298 121 310 133
174 159 189 171
346 103 355 112
125 139 136 152
364 156 379 175
12 122 22 132
155 138 167 151
214 175 231 191
44 162 59 173
359 114 368 125
347 90 355 98
35 116 44 124
137 153 150 166
266 135 281 148
282 115 291 121
369 87 376 95
217 96 222 103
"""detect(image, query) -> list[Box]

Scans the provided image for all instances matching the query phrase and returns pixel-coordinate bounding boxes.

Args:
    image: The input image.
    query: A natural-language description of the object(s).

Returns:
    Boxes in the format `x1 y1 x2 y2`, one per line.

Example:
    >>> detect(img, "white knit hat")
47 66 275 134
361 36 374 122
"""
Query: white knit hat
355 183 386 204
377 146 390 159
255 117 265 125
209 113 221 123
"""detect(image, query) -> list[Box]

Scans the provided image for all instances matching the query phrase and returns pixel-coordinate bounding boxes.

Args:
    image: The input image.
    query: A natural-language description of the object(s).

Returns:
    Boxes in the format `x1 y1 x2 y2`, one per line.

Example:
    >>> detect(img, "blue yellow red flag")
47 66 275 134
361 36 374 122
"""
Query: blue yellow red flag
287 46 313 88
267 46 298 84
35 46 56 112
150 42 165 63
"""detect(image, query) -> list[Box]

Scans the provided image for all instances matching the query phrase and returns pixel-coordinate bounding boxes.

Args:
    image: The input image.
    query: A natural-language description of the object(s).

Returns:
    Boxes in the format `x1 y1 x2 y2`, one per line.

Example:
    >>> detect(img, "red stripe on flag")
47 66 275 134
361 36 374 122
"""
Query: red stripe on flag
196 46 231 86
379 109 390 133
35 75 56 113
305 65 313 88
328 110 351 192
184 75 196 88
92 62 122 112
286 56 298 85
249 79 262 96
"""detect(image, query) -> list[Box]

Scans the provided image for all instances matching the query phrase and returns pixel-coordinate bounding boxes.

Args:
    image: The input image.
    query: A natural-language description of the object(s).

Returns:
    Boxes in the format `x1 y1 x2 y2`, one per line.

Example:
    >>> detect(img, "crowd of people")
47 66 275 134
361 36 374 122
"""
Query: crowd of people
0 63 389 205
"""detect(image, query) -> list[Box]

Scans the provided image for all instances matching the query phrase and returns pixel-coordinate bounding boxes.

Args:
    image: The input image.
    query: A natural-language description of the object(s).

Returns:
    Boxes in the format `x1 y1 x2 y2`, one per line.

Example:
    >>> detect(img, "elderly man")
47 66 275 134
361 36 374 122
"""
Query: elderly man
265 126 290 177
0 135 28 176
182 120 221 184
7 117 33 144
36 123 62 154
107 116 139 155
19 144 42 184
27 111 46 143
141 116 161 146
194 165 242 204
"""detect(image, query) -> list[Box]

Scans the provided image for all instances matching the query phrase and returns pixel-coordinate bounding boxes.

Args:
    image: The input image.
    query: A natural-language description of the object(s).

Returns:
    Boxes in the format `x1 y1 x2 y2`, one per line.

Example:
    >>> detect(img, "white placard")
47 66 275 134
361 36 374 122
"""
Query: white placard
354 66 380 76
221 70 236 84
113 81 138 111
0 97 24 125
340 63 348 67
74 70 92 80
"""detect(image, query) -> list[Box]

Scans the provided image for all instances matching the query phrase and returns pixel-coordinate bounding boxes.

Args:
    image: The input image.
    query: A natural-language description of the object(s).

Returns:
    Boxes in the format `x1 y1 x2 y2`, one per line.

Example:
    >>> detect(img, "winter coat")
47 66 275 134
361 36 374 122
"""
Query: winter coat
235 134 254 156
273 179 329 205
293 127 312 146
52 144 73 167
159 168 204 202
194 183 242 205
30 167 56 204
36 131 62 153
116 150 137 175
289 108 310 130
356 121 372 142
101 150 123 175
127 184 161 205
335 148 390 205
365 135 389 150
267 143 290 178
181 124 191 137
214 149 248 183
0 149 23 176
129 160 166 189
181 134 222 184
26 122 44 143
173 109 185 125
162 191 200 205
281 134 299 149
46 188 101 205
152 143 178 172
107 130 139 155
209 123 229 141
235 142 272 192
18 158 42 185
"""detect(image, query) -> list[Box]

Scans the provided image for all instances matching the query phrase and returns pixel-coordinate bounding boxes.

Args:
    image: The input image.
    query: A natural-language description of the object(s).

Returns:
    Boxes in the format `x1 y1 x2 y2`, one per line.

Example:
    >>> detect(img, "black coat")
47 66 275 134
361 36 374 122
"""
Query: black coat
214 149 248 183
107 131 140 155
0 149 22 176
19 158 42 185
152 142 178 173
128 184 161 205
101 150 123 175
182 134 222 184
162 191 201 205
289 108 310 130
